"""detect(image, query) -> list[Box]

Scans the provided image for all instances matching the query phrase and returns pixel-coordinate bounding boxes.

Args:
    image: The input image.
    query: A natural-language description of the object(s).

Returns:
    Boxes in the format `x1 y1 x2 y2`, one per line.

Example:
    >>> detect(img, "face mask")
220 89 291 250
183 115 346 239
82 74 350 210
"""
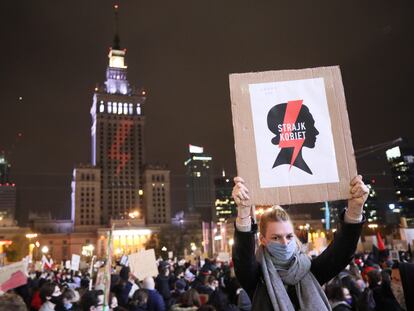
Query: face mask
50 295 62 305
266 239 296 261
345 298 352 305
64 302 73 310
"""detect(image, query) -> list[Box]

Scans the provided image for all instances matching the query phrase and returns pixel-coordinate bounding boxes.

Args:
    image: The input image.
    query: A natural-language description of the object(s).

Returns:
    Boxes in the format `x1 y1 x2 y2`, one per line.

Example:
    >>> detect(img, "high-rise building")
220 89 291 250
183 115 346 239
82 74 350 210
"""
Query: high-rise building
386 145 414 224
143 165 171 225
0 154 16 226
90 10 146 224
214 170 236 223
71 165 101 230
185 145 215 222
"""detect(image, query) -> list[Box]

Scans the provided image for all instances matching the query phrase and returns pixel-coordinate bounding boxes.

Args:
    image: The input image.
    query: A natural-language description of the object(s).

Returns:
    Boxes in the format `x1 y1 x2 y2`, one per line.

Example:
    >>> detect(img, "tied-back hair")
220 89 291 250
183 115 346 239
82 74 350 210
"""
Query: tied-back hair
259 205 302 249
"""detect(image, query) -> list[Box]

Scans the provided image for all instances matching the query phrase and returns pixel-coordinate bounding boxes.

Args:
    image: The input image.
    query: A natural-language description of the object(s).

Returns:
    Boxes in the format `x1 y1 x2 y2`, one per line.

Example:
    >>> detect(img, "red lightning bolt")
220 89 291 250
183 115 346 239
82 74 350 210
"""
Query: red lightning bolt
279 100 305 170
108 120 133 175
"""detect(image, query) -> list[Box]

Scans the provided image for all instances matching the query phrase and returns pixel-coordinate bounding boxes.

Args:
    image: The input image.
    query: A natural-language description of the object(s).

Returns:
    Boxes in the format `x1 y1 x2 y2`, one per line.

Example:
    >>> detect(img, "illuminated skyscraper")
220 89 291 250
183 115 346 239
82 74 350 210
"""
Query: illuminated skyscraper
185 145 215 222
0 154 17 226
214 170 236 223
386 145 414 225
90 7 146 224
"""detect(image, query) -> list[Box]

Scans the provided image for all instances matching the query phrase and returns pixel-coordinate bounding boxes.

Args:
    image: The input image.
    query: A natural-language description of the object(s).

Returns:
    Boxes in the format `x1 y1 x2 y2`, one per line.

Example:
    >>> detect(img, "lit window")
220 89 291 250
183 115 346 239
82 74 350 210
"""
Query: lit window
136 104 141 115
113 102 117 114
107 102 112 113
118 102 122 114
123 103 128 115
129 103 133 114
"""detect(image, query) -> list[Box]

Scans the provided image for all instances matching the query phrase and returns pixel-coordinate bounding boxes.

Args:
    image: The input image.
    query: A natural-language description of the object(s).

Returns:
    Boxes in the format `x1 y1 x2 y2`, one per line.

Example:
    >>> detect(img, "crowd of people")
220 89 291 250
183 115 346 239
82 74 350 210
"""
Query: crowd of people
0 247 413 311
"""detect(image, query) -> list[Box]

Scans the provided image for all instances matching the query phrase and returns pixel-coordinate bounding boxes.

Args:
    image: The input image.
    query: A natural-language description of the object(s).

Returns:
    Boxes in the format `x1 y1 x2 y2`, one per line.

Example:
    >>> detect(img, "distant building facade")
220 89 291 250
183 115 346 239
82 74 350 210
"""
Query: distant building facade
0 154 16 226
143 165 171 225
185 145 215 222
71 165 101 230
214 171 236 223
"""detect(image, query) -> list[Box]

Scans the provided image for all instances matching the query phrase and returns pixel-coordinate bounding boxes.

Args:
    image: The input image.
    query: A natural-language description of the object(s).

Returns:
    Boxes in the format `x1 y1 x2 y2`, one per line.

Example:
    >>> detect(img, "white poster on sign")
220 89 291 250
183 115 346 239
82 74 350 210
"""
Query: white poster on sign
0 261 28 292
128 249 158 281
248 78 339 188
71 254 81 272
217 252 230 263
65 260 71 270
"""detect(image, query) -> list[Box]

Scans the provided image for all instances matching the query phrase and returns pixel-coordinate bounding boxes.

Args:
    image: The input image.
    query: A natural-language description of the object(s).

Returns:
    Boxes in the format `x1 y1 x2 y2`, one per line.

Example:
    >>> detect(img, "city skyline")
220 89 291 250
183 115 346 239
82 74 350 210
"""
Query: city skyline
1 1 413 221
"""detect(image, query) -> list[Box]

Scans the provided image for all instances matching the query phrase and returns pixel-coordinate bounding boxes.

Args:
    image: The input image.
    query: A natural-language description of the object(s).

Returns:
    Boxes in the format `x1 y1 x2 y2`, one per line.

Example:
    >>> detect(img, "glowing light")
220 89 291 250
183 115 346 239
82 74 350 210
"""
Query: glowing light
389 203 395 210
161 246 167 251
138 189 144 196
26 233 38 239
41 246 49 254
189 145 204 154
113 229 151 236
228 238 234 246
192 156 212 161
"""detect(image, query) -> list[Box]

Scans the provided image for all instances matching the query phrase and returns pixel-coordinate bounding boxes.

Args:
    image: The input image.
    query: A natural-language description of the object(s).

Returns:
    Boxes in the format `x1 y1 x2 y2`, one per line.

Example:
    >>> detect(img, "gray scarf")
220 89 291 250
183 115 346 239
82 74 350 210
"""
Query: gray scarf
257 245 331 311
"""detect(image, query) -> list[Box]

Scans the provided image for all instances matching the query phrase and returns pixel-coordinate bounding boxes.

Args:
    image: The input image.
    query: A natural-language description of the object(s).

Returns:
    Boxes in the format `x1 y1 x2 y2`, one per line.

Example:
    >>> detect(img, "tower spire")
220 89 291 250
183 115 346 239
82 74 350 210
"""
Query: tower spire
113 4 121 50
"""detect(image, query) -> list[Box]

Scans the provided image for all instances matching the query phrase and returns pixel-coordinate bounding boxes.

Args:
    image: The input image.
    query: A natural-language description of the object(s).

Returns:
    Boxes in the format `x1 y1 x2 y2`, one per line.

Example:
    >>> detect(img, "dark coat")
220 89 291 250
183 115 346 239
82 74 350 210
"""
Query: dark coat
232 213 364 311
147 289 166 311
399 262 414 311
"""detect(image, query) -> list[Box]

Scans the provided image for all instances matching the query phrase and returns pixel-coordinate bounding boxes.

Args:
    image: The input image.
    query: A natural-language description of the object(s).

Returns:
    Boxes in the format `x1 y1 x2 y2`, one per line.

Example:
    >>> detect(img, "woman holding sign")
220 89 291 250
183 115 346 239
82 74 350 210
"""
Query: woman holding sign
232 175 368 311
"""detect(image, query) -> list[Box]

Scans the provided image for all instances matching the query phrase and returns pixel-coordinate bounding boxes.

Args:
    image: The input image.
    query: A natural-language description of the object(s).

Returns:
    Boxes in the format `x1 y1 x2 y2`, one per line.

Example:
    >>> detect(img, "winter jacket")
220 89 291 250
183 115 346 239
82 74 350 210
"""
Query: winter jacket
399 262 414 311
147 289 166 311
233 212 364 311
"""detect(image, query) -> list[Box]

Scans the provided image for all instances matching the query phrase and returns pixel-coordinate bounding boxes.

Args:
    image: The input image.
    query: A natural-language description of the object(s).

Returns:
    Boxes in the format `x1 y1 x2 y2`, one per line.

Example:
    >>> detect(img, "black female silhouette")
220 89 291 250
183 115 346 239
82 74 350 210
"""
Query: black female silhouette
267 101 319 175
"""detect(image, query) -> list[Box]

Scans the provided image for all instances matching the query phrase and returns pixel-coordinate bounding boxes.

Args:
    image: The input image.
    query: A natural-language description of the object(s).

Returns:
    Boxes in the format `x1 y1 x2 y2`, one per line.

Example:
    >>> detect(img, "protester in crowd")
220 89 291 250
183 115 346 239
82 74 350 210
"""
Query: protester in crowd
128 289 149 311
326 284 353 311
142 276 165 311
225 278 251 311
170 288 201 311
55 288 79 311
398 262 414 311
231 175 368 311
170 279 187 307
0 292 28 311
366 269 404 311
155 261 172 307
39 282 62 311
79 290 102 311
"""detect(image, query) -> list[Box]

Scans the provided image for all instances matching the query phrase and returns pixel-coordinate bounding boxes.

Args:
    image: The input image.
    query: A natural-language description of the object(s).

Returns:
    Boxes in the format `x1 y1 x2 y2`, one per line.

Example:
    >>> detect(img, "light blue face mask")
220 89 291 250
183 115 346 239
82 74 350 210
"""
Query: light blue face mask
64 302 73 310
266 238 296 261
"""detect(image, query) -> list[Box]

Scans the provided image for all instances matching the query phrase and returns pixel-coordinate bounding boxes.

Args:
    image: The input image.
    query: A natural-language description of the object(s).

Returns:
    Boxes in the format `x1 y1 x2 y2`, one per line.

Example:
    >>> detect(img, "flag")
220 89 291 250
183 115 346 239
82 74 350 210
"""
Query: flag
41 255 53 270
376 232 385 251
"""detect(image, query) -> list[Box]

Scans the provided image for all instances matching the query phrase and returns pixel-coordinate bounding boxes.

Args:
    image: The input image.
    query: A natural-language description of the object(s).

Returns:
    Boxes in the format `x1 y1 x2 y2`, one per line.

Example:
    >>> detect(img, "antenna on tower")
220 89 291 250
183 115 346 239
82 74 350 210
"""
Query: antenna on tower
113 4 121 50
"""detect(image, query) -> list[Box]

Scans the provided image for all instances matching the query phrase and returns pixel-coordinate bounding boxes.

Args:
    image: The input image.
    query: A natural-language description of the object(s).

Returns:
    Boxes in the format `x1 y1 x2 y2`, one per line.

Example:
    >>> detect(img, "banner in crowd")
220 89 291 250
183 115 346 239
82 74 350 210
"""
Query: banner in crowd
229 66 357 205
71 254 80 271
0 260 28 292
128 249 158 280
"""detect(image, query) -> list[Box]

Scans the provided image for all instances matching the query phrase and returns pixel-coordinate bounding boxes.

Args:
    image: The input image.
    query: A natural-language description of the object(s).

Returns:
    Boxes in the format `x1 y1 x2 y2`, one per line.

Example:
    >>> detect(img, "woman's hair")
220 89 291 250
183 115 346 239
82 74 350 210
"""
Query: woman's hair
259 205 291 236
180 288 201 307
0 293 27 311
132 289 148 306
62 288 76 301
326 284 346 302
39 282 58 302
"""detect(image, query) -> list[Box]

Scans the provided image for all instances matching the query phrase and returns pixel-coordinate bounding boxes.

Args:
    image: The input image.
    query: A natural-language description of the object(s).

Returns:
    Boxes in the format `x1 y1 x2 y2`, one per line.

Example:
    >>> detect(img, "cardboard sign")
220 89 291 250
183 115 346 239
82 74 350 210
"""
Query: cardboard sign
65 260 71 270
229 66 357 205
128 249 158 280
71 254 81 271
0 261 27 292
217 252 230 263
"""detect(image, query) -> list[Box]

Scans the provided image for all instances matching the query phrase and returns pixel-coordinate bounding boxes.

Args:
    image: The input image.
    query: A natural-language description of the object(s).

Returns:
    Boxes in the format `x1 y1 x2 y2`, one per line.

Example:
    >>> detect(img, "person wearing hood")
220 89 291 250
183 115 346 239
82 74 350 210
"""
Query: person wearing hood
232 175 368 311
143 276 165 311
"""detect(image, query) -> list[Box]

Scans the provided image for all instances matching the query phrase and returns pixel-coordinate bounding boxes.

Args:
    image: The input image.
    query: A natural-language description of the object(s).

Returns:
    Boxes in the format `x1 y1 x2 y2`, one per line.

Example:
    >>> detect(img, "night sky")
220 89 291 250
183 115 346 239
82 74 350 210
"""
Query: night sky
1 1 413 223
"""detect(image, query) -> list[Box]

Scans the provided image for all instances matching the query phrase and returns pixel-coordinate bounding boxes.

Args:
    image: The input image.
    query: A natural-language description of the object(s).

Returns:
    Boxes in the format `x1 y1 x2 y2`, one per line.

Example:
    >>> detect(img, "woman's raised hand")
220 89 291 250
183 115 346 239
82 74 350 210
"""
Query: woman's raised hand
232 177 251 219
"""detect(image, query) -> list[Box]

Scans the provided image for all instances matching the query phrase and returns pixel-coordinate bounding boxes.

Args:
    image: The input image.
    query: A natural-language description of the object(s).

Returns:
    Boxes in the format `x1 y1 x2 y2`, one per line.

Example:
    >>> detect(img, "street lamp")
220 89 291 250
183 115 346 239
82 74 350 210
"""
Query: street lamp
41 246 49 254
228 238 234 246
